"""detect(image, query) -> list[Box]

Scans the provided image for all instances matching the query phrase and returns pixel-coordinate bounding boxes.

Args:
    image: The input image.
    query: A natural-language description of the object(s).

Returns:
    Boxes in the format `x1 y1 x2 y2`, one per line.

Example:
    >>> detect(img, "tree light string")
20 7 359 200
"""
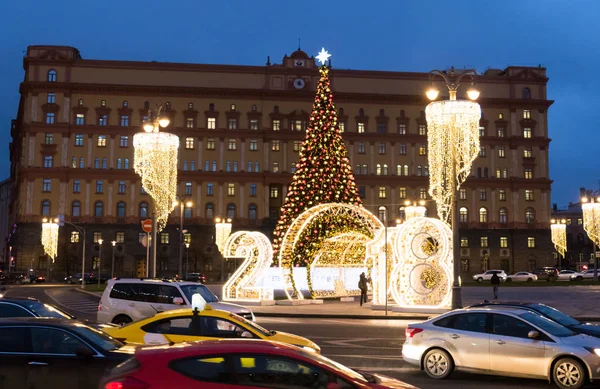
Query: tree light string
41 222 59 262
426 100 481 223
582 202 600 246
215 220 233 255
550 224 567 258
133 132 179 231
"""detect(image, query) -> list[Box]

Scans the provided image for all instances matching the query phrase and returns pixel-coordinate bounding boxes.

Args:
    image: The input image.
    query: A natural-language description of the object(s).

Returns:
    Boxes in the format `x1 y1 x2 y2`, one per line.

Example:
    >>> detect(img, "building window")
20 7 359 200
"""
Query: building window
249 140 258 151
70 231 80 243
459 207 468 223
160 233 169 244
497 146 505 158
293 141 302 152
272 161 279 173
270 187 279 198
227 204 236 219
47 69 57 82
339 122 345 132
378 187 387 199
523 88 532 99
97 135 107 147
94 201 104 217
378 206 387 222
459 188 467 200
527 237 536 248
47 93 55 104
185 182 192 195
118 181 126 194
525 189 534 201
207 118 216 129
249 119 258 130
96 180 103 193
206 138 215 150
357 143 365 154
75 114 85 126
525 208 536 223
116 202 126 217
524 147 532 158
120 116 129 127
479 146 487 157
73 180 80 193
398 187 407 199
115 232 125 244
79 157 84 168
42 179 51 192
398 144 407 155
119 136 128 147
139 202 148 218
524 168 533 179
497 127 505 137
398 124 406 135
419 188 427 199
98 115 107 126
101 100 106 107
418 144 427 156
377 123 386 134
461 259 470 272
71 157 77 168
206 183 213 196
248 204 257 220
186 118 195 129
578 218 583 225
378 143 386 154
205 203 214 219
357 122 365 133
499 208 508 223
460 237 469 247
249 184 257 197
362 165 369 175
45 112 55 124
418 124 427 136
479 207 488 223
500 236 508 248
358 186 366 199
227 118 237 130
480 237 488 248
184 205 192 219
417 166 423 176
43 155 53 168
523 109 531 119
228 139 237 151
523 127 532 138
93 232 102 243
185 137 195 149
271 140 280 151
272 119 280 131
44 133 54 145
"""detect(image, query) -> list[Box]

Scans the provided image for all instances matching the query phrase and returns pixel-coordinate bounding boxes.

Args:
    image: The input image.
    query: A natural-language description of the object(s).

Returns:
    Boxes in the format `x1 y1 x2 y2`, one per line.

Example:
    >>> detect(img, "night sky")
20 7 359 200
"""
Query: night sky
1 0 597 207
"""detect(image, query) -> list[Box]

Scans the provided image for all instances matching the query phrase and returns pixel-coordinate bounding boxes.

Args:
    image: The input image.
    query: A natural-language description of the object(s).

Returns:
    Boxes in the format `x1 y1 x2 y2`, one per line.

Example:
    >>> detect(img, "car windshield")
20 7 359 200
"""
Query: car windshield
294 348 368 383
26 301 72 319
180 285 218 303
526 304 580 327
519 311 576 337
70 323 123 351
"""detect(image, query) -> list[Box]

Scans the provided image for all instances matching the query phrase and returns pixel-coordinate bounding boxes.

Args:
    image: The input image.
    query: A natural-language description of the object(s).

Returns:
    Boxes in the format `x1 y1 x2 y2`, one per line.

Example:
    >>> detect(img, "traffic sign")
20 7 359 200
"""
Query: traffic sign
141 219 152 233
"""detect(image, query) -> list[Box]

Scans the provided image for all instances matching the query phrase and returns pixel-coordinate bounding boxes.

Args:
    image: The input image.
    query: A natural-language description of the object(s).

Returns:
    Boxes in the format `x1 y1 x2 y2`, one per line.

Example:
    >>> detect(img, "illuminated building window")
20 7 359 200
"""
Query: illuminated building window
500 237 508 248
419 144 427 156
207 118 216 129
419 124 427 136
93 232 102 243
419 188 427 199
206 138 215 150
524 168 533 179
272 120 280 131
524 147 532 158
498 146 505 158
120 136 129 147
525 189 534 201
186 118 195 128
228 183 235 196
525 208 536 224
250 119 258 130
479 126 486 137
161 233 169 244
357 142 365 154
527 237 536 248
339 122 345 132
228 139 237 151
523 109 531 119
499 208 508 223
272 162 279 173
270 187 279 198
249 139 258 151
459 207 468 223
70 231 80 243
460 237 469 247
480 237 488 247
378 187 387 199
97 135 107 147
523 127 532 138
479 207 488 223
76 114 85 125
357 122 365 133
293 141 302 152
398 124 406 135
185 137 195 149
497 127 505 137
98 115 107 126
271 140 280 151
116 232 125 244
399 187 407 199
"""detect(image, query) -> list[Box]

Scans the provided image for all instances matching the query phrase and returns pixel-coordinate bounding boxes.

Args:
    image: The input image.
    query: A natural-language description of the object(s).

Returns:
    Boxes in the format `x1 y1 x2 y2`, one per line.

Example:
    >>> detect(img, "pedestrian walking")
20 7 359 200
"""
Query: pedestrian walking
358 272 369 306
491 272 500 300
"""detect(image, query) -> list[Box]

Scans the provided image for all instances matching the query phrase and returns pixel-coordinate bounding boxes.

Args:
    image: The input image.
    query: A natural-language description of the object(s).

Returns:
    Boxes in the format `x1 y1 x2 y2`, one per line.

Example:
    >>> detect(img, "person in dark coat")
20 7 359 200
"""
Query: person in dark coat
490 272 500 300
358 272 369 306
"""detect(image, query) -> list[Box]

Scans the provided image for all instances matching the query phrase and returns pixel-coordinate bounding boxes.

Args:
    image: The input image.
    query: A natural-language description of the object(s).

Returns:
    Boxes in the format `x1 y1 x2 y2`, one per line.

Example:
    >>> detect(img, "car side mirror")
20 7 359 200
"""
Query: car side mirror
528 330 540 339
327 383 342 389
75 346 94 358
241 331 253 339
172 297 184 305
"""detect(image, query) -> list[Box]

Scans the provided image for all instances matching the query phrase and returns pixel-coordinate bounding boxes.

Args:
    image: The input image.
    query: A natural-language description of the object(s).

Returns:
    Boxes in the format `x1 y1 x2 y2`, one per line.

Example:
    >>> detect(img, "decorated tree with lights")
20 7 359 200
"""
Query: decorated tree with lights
272 49 363 268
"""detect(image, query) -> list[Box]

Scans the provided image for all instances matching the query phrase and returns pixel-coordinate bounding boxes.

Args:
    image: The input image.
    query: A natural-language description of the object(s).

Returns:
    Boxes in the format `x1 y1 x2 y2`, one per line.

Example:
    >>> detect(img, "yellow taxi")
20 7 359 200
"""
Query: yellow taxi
102 294 320 353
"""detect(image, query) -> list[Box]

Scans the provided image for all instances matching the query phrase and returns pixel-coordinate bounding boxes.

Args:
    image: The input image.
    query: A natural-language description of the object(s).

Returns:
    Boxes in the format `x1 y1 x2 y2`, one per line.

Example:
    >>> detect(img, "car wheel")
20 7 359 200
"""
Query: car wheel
576 276 583 282
506 278 512 283
423 348 453 379
112 315 133 326
553 357 585 389
66 279 72 284
477 277 483 283
527 278 533 282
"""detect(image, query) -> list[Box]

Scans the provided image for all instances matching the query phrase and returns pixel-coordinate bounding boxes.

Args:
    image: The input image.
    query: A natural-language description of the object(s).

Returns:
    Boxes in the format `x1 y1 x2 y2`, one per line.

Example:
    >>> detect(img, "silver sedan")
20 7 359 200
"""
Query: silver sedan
402 307 600 389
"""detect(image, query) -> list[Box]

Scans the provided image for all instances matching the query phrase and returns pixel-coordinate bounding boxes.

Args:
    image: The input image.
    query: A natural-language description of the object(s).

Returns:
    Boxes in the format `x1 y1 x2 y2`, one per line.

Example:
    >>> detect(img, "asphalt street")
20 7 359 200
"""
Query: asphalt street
1 285 565 389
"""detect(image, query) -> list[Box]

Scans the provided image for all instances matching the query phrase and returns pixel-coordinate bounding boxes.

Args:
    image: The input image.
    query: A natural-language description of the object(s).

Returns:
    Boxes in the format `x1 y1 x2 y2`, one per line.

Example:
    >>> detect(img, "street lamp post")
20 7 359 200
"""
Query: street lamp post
97 239 103 288
215 217 232 282
581 194 600 282
185 242 190 279
43 218 87 288
111 240 116 279
425 67 481 309
174 196 192 279
550 219 567 272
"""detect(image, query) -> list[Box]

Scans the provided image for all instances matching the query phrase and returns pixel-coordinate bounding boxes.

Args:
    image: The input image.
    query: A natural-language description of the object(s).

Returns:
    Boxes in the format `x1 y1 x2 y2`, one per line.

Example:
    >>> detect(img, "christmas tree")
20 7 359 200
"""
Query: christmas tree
272 49 363 267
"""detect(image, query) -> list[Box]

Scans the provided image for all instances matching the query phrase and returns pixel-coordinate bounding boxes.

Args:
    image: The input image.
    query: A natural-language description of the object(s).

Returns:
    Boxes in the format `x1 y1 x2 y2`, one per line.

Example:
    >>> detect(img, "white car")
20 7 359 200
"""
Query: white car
570 270 598 281
472 270 507 283
557 270 579 281
506 272 537 282
98 278 254 325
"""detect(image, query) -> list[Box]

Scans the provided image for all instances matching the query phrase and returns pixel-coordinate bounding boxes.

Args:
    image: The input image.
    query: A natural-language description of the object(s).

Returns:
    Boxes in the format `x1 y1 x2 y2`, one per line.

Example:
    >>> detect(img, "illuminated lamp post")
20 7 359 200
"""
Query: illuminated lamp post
581 194 600 281
174 196 193 279
134 104 179 278
97 238 103 288
185 242 190 279
111 240 116 279
41 217 59 282
425 67 481 309
550 219 567 271
215 217 232 282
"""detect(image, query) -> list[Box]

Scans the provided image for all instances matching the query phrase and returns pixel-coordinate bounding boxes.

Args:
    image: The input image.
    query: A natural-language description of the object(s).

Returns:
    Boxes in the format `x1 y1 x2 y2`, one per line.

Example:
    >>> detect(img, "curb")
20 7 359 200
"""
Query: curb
74 288 102 298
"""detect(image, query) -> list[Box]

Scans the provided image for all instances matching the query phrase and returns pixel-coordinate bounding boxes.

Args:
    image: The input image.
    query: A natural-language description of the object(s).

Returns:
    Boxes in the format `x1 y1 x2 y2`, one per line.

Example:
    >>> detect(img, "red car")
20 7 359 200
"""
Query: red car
101 339 415 389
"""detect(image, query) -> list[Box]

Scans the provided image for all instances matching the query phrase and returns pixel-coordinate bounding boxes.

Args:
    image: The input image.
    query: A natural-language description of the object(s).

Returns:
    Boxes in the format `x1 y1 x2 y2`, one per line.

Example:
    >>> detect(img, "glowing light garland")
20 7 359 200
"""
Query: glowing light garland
582 202 600 246
405 205 427 220
215 218 233 255
426 100 480 223
550 224 567 258
41 221 59 261
133 131 179 231
278 203 382 299
222 231 273 302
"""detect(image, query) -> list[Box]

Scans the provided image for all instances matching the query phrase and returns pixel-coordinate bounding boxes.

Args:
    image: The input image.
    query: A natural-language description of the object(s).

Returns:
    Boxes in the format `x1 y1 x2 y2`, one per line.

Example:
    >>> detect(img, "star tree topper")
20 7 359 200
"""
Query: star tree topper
316 48 331 65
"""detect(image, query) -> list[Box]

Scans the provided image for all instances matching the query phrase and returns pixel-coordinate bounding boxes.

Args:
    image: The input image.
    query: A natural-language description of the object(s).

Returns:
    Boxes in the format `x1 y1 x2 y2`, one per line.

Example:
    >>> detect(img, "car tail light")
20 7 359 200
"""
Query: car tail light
405 327 424 338
98 303 102 311
104 377 149 389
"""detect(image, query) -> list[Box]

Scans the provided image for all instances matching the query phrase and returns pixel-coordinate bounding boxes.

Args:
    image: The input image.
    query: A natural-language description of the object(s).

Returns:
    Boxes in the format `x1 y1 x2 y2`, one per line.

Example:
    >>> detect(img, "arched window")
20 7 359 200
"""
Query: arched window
248 204 257 220
459 207 468 223
379 109 385 116
94 201 104 217
184 205 192 219
273 105 279 113
124 158 129 169
123 100 128 107
484 167 489 178
116 158 122 169
383 164 388 175
499 208 508 224
522 87 531 99
398 206 406 220
359 108 364 116
94 158 100 169
479 207 488 223
227 204 236 219
272 162 279 173
376 164 382 175
41 200 51 216
72 201 81 217
47 69 57 82
205 203 214 219
525 207 536 224
144 101 150 109
378 206 387 222
116 202 126 217
477 167 482 178
139 202 148 218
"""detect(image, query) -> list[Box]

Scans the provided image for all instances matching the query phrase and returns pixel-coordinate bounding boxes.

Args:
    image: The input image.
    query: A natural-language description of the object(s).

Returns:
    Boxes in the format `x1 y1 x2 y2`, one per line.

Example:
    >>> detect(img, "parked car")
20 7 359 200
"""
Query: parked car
64 273 96 284
471 270 507 283
100 339 416 389
2 273 45 284
532 267 559 282
570 269 599 281
468 301 600 338
98 278 254 325
184 273 206 283
403 307 600 389
0 317 135 389
505 272 537 282
0 273 23 285
557 270 579 281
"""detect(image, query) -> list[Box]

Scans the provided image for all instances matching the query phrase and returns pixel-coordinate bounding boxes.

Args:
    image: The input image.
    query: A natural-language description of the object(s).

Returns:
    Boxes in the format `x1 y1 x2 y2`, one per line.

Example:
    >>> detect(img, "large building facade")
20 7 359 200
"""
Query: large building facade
9 45 554 281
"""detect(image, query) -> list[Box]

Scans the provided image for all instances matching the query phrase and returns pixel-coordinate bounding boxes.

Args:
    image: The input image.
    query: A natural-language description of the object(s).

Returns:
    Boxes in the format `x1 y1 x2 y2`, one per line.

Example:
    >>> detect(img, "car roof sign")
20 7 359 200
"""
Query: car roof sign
192 293 207 312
